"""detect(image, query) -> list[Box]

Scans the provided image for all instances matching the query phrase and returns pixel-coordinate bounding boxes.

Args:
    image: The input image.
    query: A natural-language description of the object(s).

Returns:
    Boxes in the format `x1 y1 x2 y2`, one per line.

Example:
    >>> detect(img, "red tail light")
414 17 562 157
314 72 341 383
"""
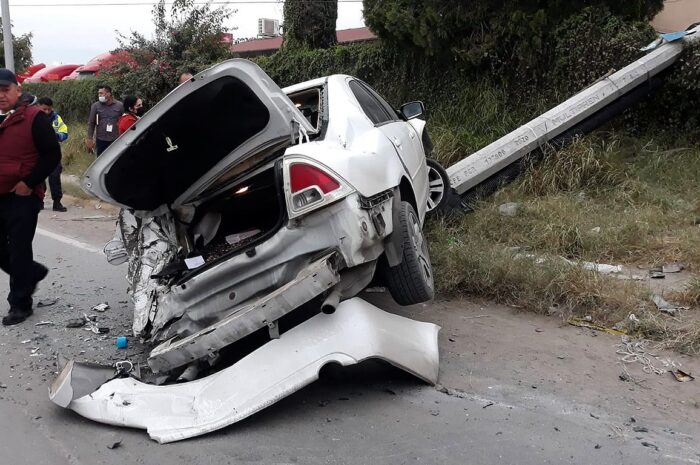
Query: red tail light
290 163 340 194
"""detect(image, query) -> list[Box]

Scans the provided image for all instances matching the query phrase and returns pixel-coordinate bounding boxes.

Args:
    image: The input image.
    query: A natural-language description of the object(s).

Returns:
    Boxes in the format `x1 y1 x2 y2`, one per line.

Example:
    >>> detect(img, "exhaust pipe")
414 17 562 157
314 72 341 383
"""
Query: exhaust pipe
321 288 341 314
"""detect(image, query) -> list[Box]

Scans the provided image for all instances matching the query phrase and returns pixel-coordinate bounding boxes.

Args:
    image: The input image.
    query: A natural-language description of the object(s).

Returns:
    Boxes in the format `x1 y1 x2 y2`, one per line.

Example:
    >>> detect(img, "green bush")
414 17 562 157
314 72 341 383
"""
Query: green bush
552 8 656 94
22 79 105 122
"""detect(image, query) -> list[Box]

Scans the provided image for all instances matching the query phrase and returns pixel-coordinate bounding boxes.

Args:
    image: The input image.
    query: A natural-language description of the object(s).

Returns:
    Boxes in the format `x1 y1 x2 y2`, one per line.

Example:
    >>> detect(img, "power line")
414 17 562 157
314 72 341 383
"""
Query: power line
10 0 361 6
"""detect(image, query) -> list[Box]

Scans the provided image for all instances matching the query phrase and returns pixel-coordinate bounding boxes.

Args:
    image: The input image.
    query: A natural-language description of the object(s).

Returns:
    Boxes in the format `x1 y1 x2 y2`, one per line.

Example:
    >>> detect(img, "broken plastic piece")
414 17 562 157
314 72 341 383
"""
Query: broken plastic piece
92 303 110 312
49 298 440 443
670 369 694 382
184 256 205 269
661 263 684 274
652 294 679 317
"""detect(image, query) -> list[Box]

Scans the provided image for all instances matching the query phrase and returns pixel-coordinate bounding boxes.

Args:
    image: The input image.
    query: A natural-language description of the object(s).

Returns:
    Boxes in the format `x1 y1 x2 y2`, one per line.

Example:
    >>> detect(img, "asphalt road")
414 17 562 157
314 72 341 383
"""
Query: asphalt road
0 212 699 465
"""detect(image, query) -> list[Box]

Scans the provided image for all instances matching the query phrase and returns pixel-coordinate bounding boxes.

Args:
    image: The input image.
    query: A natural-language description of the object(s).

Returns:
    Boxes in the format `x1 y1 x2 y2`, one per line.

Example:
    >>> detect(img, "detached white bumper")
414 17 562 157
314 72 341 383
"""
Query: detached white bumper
50 298 440 444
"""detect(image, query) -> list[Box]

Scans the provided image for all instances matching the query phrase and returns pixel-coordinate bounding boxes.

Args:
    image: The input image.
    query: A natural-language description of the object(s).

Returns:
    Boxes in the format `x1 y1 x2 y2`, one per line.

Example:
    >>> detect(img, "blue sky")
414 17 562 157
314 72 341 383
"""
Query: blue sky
7 0 365 65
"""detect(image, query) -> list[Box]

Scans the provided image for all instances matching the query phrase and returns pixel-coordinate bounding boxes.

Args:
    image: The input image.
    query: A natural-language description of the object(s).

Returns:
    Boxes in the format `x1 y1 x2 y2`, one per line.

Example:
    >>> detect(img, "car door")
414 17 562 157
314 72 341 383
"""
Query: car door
347 80 429 217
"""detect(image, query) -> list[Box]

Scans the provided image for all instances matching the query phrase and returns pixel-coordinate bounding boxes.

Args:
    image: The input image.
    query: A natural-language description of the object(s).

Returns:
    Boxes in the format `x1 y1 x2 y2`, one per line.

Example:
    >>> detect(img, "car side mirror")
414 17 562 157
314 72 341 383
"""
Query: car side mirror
400 101 425 120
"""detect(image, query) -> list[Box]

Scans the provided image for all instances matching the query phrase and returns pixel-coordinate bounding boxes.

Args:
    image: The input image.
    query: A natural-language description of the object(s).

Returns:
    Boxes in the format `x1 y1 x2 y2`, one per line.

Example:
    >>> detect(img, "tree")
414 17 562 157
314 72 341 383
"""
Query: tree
0 21 33 73
362 0 664 59
106 0 234 103
283 0 338 50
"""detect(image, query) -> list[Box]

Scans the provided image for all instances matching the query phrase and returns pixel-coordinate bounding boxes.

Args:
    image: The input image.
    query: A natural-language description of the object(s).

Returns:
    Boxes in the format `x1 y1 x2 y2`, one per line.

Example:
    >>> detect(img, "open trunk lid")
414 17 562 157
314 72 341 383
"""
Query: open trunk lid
82 59 316 211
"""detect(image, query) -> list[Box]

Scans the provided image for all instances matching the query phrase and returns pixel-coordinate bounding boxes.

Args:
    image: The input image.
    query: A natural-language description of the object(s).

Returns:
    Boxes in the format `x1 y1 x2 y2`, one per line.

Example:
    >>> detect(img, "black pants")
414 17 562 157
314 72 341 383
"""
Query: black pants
48 164 63 203
0 193 45 311
95 139 115 156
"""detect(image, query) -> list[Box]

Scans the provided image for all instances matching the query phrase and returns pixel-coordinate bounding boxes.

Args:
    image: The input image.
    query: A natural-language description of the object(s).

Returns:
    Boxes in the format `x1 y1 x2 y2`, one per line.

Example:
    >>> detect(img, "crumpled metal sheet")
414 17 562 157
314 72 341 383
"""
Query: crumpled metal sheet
113 209 180 337
50 298 440 443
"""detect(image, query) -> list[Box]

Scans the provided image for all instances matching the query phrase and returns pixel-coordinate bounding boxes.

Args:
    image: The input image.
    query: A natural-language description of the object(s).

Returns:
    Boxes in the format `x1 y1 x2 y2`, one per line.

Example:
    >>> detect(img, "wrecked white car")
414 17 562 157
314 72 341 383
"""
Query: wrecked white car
83 59 437 374
51 59 442 441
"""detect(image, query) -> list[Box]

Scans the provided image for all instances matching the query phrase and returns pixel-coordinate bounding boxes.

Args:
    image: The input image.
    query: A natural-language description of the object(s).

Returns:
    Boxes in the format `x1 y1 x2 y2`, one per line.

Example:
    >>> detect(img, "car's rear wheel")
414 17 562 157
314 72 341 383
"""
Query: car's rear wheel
426 159 451 215
380 201 434 305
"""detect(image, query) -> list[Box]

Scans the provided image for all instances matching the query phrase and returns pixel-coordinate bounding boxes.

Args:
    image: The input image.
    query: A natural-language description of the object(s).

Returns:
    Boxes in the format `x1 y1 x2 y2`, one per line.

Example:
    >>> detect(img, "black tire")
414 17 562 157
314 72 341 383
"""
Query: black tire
426 158 451 215
380 201 434 305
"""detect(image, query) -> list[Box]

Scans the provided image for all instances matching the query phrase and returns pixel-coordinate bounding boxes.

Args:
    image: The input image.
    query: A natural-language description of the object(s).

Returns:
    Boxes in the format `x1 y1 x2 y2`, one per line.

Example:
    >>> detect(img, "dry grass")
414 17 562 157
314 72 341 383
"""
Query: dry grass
61 121 95 177
430 131 700 353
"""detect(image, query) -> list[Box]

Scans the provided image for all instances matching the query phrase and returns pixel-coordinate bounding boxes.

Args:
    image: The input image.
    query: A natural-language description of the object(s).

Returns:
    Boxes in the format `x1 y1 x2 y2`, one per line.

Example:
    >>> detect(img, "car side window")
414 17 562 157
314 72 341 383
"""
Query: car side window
361 82 400 121
349 80 393 125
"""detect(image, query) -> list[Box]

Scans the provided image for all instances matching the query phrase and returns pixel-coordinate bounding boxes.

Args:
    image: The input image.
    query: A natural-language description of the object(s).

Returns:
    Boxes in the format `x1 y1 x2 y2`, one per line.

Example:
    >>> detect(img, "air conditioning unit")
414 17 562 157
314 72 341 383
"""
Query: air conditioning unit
258 18 280 38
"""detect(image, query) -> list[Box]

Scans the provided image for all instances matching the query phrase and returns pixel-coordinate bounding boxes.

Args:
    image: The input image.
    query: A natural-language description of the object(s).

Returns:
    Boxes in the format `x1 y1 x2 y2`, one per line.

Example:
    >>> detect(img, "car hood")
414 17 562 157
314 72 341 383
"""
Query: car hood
82 59 316 211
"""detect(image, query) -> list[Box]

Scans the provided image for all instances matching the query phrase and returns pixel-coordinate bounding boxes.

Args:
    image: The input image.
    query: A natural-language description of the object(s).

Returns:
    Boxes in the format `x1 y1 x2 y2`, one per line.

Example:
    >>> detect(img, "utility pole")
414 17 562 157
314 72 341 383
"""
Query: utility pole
1 0 14 72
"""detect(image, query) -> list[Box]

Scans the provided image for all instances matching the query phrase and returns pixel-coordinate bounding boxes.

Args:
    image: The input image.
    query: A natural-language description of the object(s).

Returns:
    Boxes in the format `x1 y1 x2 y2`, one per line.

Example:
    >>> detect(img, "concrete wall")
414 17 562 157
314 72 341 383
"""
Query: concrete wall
651 0 700 32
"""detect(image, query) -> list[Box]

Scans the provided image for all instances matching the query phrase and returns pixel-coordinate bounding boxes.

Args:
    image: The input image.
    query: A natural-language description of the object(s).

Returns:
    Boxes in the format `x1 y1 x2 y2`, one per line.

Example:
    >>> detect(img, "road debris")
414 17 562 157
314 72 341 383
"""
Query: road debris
649 270 665 279
92 303 110 312
590 413 600 420
36 299 57 308
105 434 123 450
641 441 659 451
617 337 682 375
66 318 87 328
633 426 649 433
483 402 494 409
50 300 440 443
79 314 110 334
116 336 128 349
498 202 520 217
567 316 626 336
670 369 695 382
661 263 684 273
577 261 622 274
652 294 681 316
35 321 53 327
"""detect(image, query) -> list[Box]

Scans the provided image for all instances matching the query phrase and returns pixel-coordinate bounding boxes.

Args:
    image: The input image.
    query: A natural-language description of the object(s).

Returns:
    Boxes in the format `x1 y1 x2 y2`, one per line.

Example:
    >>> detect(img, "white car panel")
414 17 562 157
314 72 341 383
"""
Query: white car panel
51 298 440 444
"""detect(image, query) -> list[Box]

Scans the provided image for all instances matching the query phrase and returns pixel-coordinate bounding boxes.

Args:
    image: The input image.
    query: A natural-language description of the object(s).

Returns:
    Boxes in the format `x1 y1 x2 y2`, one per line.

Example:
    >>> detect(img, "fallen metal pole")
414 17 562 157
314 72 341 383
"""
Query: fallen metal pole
447 25 700 197
1 0 14 72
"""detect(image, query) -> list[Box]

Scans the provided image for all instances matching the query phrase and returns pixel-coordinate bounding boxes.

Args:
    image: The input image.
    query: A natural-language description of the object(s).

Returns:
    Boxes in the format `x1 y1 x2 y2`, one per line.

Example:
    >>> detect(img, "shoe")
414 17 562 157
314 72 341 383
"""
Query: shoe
53 202 67 212
2 307 33 326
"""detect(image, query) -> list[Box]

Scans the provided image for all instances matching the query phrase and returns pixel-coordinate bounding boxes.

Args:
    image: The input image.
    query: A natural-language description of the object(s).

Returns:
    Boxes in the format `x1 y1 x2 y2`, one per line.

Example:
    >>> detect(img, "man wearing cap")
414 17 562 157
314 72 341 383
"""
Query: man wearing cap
0 69 61 325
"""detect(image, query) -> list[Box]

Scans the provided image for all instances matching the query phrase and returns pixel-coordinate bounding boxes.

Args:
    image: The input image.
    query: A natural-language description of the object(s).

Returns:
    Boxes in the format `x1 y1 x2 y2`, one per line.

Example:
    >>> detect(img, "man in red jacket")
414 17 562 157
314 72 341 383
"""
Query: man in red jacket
0 69 61 325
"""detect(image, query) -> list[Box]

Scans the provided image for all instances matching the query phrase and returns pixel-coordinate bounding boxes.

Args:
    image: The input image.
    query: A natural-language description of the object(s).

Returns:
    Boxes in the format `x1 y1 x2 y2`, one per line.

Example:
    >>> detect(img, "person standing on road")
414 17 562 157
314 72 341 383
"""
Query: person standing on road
0 69 61 326
37 97 69 212
85 85 123 156
118 95 143 135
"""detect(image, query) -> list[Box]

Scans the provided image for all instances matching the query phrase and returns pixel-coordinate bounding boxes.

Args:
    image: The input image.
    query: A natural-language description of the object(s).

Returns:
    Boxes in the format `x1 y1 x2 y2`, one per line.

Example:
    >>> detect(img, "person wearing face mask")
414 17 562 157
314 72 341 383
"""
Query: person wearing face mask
85 85 123 156
118 95 144 135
